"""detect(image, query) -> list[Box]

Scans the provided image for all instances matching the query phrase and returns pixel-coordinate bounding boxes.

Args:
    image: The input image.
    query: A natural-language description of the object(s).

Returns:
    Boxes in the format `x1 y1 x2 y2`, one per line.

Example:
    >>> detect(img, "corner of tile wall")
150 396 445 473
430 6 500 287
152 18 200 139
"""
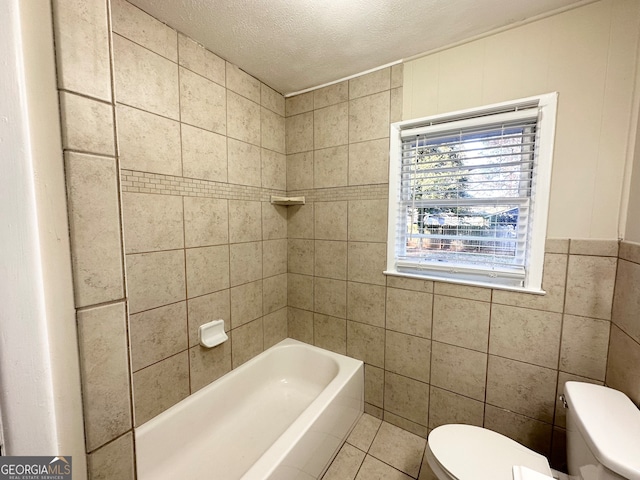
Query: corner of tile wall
53 0 290 476
113 0 289 431
608 239 640 405
52 0 131 477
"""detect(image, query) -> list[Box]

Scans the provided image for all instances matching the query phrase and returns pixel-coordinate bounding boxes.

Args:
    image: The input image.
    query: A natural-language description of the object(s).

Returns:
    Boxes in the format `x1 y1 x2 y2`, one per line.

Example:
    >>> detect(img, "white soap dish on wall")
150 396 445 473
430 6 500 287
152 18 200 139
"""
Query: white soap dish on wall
270 195 305 206
198 320 228 348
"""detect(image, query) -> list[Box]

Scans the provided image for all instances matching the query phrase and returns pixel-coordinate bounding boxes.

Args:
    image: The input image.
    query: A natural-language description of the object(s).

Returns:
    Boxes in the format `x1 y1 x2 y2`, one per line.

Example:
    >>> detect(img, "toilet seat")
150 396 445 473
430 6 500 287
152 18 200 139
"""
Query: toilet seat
427 424 553 480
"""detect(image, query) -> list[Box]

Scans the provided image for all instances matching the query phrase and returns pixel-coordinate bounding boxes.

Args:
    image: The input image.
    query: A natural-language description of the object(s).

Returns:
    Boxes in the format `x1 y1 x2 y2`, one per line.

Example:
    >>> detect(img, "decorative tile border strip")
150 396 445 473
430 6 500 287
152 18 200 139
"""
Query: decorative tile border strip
120 170 285 202
121 169 389 203
289 184 388 202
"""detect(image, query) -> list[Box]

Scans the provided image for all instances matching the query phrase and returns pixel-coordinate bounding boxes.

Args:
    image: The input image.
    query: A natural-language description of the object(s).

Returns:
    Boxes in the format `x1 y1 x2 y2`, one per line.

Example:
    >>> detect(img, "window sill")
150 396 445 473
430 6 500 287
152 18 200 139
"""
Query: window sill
383 270 546 295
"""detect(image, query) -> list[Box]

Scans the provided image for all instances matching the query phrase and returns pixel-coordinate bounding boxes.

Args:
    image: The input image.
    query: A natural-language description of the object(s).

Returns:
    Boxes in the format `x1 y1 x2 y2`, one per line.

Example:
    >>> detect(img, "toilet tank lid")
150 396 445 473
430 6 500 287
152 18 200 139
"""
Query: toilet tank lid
564 382 640 480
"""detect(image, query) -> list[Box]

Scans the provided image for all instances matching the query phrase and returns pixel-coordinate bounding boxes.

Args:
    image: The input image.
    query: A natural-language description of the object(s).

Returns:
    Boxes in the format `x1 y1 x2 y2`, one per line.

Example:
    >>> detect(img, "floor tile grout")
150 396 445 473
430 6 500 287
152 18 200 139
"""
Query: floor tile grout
325 415 428 479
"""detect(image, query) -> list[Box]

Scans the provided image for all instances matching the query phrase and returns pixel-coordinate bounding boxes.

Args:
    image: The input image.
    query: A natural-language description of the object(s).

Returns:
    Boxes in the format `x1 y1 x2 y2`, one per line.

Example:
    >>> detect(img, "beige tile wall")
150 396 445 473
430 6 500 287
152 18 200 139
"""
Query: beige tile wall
607 241 640 404
113 0 289 428
285 66 621 470
53 0 133 477
53 0 286 477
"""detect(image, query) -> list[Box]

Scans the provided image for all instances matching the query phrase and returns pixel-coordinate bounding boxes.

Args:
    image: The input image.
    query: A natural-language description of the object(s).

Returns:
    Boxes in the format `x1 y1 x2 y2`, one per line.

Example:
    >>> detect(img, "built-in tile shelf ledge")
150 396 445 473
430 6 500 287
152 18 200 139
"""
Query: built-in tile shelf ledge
270 195 306 206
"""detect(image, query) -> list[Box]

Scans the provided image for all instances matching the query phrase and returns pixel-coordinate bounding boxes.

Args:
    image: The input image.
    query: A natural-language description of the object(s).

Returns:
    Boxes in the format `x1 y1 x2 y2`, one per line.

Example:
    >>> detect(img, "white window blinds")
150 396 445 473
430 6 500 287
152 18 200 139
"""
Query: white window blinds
393 106 542 288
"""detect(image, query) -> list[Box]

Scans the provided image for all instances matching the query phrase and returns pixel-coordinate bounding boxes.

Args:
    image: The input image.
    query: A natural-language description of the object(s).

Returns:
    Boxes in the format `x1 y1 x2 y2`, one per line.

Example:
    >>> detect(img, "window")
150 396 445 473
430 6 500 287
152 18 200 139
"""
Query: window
386 93 557 292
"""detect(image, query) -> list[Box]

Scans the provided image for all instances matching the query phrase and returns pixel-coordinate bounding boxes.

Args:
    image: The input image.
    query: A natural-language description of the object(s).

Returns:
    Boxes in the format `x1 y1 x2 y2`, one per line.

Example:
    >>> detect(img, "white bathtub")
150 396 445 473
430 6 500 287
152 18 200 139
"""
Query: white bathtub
135 338 364 480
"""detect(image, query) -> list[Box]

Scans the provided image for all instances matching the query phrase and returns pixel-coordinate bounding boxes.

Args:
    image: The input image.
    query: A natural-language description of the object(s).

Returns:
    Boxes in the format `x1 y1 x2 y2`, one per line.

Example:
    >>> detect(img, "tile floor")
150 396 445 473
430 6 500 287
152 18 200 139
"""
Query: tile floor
322 414 568 480
321 414 437 480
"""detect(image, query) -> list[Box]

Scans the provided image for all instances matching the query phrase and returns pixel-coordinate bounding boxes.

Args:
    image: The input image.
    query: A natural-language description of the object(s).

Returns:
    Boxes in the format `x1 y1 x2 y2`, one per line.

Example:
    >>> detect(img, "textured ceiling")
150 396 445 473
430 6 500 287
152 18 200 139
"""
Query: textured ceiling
128 0 588 95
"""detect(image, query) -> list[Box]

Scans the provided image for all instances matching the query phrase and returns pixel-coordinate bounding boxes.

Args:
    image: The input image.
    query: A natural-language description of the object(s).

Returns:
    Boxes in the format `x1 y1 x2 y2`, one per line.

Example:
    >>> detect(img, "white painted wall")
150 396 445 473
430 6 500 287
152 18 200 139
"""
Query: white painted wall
625 124 640 243
623 50 640 243
403 0 640 239
0 0 86 476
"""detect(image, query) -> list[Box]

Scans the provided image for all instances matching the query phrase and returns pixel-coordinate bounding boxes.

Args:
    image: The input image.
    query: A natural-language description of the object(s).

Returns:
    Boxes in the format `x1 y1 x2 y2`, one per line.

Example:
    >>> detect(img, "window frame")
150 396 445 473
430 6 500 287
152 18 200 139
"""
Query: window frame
385 93 558 293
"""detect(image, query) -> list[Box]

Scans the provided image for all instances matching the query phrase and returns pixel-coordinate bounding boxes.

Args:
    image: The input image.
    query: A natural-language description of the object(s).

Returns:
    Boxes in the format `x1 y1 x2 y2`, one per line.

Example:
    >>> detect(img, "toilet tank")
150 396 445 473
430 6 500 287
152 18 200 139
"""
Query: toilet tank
563 382 640 480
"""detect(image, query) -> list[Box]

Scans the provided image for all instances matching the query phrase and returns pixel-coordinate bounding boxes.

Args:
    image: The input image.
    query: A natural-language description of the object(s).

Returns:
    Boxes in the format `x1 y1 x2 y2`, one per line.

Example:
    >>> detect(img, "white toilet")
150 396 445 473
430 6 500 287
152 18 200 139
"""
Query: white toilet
426 382 640 480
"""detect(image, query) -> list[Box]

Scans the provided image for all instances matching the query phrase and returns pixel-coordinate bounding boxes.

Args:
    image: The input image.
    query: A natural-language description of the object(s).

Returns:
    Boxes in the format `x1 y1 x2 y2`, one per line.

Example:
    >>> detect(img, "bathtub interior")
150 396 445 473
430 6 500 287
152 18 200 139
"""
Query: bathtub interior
135 339 364 480
255 368 364 480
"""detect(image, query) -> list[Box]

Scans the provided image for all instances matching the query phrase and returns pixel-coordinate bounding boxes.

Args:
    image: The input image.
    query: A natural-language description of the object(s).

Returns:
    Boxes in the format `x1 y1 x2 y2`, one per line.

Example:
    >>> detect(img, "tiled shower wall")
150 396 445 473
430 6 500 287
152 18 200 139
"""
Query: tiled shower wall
284 69 620 470
54 0 287 477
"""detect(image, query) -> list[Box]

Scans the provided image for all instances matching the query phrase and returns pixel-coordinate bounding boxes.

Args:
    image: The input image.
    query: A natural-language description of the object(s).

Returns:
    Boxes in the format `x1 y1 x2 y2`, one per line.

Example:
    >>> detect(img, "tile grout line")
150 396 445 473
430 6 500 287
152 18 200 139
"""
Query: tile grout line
105 0 139 475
